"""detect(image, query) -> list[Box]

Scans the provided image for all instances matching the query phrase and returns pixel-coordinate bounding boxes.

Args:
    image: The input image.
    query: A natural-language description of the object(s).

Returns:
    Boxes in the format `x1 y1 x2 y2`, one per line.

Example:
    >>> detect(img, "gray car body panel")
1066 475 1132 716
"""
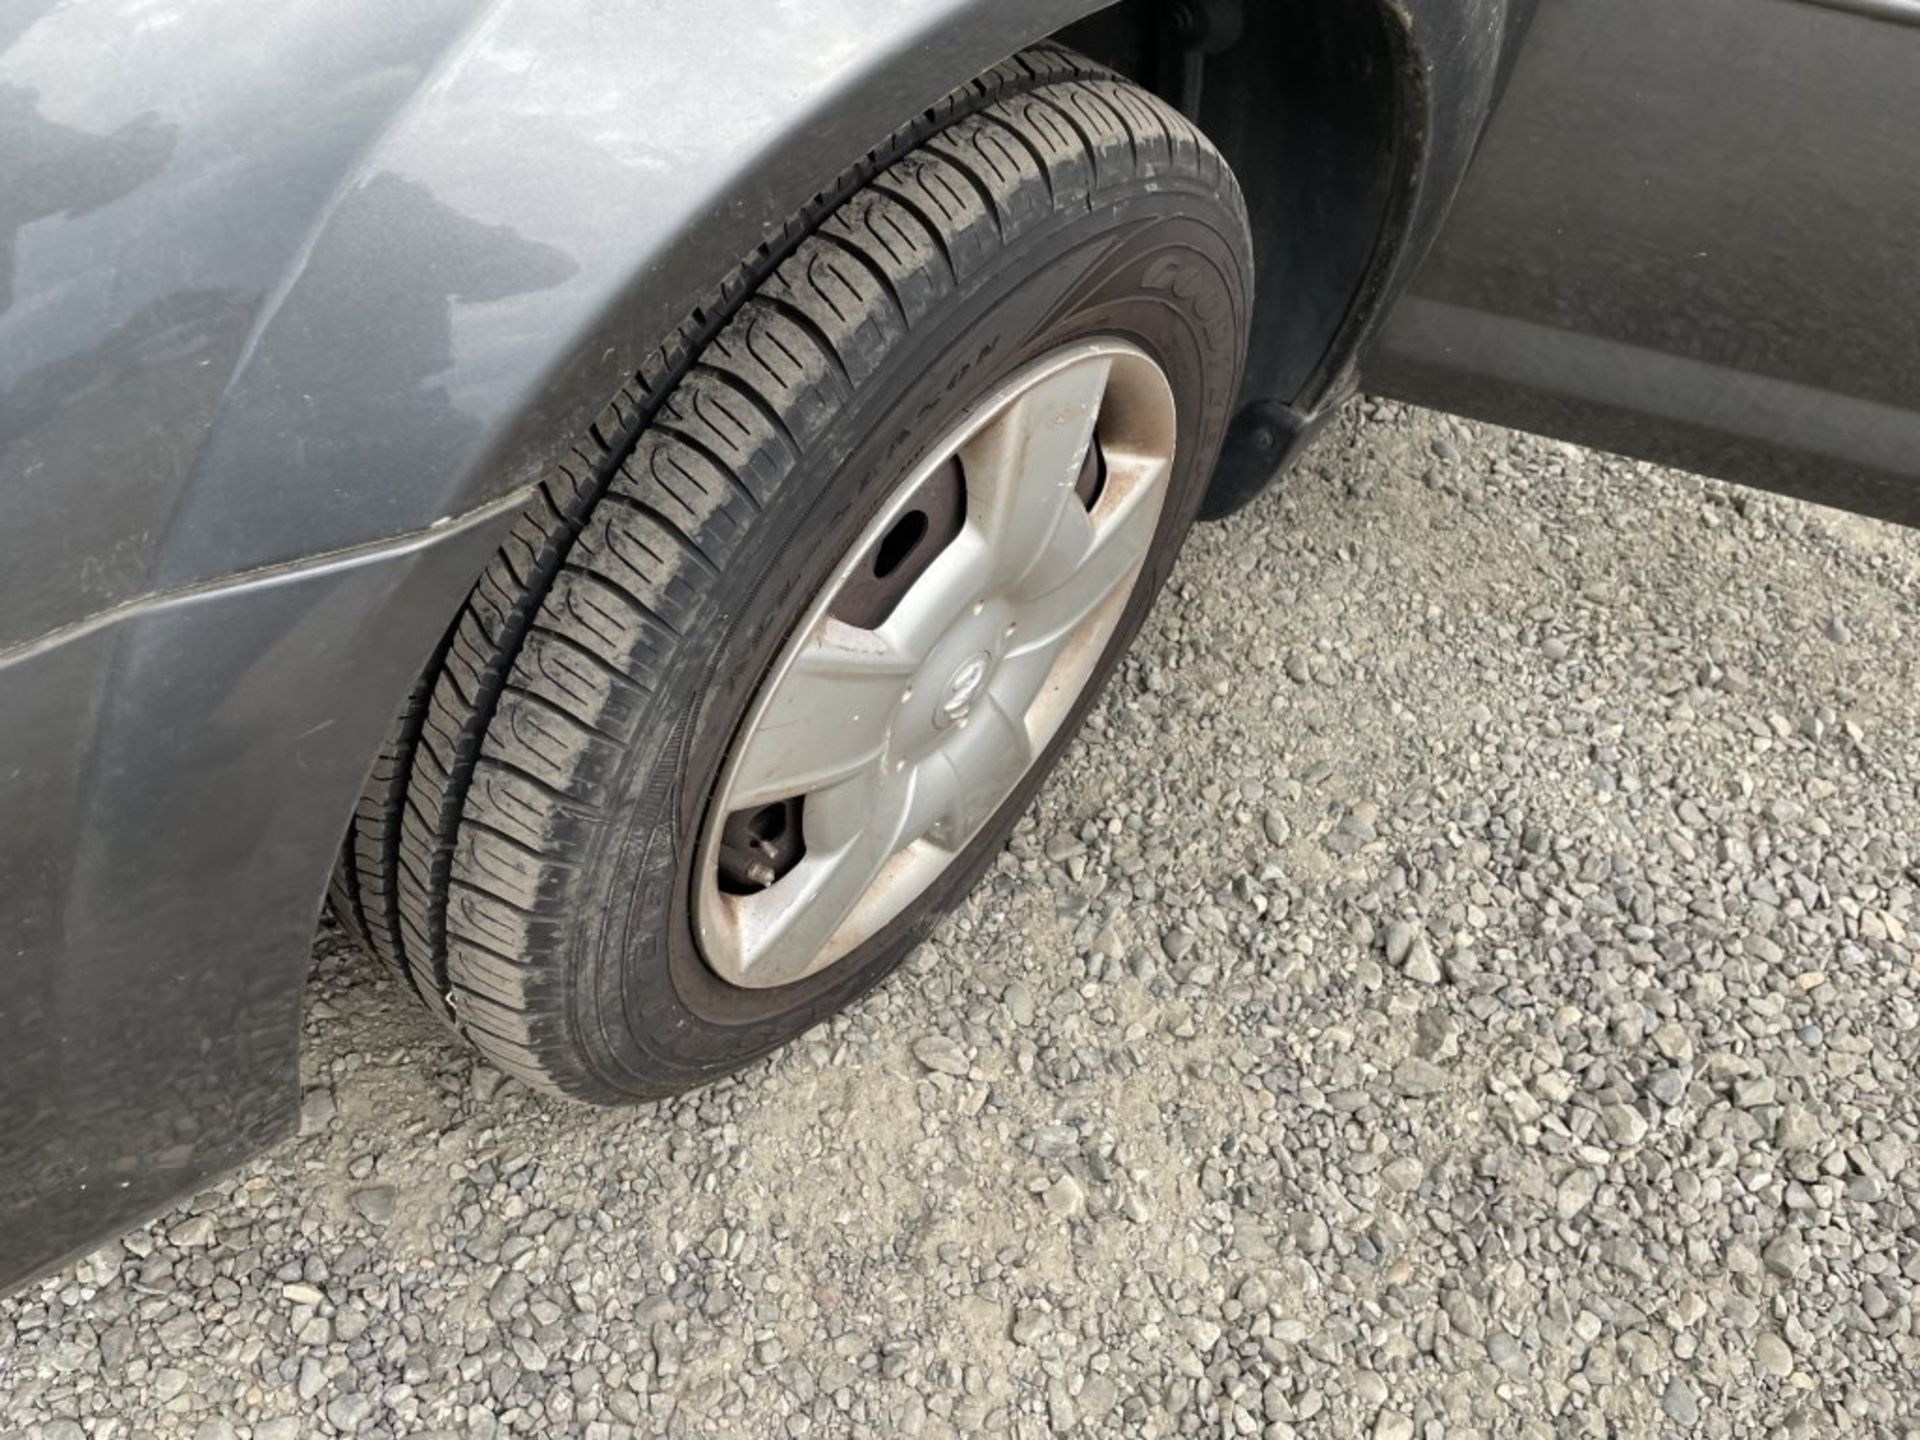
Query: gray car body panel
1370 0 1920 528
0 500 524 1294
3 0 1094 646
0 0 1523 1289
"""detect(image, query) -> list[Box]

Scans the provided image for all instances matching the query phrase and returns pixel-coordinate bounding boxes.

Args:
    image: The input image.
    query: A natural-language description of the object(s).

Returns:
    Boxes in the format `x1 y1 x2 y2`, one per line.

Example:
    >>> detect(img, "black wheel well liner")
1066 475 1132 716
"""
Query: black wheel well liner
1056 1 1412 413
1051 0 1468 518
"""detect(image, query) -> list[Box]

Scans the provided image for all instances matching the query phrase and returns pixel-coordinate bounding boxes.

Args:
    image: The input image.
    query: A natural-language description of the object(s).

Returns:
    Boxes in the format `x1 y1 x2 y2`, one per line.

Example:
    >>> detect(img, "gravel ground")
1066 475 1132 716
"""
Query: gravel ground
6 399 1920 1440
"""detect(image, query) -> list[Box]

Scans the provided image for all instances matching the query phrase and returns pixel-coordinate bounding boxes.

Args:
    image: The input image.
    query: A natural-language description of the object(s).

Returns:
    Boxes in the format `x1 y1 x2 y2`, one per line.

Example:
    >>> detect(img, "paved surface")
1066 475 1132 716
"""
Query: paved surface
5 400 1920 1440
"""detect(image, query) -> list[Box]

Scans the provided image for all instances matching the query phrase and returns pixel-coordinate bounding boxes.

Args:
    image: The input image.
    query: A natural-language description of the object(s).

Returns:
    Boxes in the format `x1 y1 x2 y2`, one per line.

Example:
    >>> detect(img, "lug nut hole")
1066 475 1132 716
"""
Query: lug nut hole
874 510 928 580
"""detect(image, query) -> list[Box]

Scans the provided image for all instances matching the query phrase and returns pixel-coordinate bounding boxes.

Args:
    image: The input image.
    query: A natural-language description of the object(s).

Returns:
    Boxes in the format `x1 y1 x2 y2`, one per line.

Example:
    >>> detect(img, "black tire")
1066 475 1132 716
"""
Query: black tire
333 44 1252 1100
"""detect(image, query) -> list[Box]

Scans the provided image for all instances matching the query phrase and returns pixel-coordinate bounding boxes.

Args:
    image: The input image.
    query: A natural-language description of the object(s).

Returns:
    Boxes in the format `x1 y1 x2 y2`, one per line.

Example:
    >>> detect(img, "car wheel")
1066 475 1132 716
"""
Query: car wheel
333 44 1253 1100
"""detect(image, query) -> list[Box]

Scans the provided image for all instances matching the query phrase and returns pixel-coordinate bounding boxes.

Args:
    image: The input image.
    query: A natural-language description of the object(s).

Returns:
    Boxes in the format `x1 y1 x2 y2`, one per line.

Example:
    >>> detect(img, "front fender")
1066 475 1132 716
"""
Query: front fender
3 0 1136 650
174 0 1150 588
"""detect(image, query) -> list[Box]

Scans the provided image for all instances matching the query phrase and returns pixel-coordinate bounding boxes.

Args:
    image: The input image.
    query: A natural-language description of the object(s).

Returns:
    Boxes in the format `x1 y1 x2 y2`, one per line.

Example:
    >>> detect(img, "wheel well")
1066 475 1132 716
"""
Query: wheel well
1053 0 1410 510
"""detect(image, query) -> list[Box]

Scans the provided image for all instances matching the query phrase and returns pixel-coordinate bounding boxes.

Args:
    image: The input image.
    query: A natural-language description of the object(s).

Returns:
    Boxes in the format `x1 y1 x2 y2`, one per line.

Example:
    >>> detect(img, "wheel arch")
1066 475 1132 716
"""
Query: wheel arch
162 0 1135 593
168 0 1537 589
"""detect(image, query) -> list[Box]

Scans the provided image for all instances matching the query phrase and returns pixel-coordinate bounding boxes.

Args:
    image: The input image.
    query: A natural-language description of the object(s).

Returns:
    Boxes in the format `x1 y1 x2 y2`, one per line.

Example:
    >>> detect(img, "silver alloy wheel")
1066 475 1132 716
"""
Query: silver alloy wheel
693 340 1178 988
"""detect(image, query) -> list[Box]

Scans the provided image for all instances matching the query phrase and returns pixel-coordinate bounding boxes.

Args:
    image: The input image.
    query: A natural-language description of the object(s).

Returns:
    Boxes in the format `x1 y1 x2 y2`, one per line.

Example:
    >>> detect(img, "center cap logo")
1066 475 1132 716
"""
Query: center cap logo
936 651 992 728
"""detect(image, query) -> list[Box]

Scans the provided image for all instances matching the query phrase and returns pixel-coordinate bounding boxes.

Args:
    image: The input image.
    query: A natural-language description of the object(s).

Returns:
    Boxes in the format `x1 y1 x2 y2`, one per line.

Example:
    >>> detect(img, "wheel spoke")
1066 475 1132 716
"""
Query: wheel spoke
726 618 911 809
873 527 995 665
1008 449 1167 656
927 697 1034 848
730 761 922 981
798 757 895 854
958 356 1112 593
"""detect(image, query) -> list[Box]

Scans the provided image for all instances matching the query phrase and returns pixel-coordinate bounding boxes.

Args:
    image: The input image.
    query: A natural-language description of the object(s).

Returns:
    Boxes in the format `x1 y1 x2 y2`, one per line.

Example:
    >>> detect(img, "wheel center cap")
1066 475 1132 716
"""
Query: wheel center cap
935 650 992 728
